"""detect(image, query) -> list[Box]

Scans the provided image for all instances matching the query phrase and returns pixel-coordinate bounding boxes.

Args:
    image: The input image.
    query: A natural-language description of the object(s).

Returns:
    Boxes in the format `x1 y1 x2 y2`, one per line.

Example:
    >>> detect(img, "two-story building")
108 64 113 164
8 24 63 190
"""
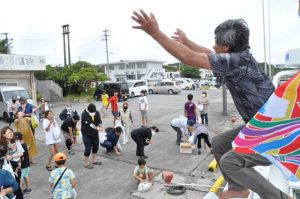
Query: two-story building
98 60 165 82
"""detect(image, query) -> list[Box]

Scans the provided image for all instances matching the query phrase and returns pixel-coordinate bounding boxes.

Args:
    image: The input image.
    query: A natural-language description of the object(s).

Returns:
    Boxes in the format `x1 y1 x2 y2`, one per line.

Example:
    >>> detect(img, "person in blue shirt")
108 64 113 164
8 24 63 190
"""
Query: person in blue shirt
100 127 123 155
17 97 36 136
0 144 19 199
17 97 34 117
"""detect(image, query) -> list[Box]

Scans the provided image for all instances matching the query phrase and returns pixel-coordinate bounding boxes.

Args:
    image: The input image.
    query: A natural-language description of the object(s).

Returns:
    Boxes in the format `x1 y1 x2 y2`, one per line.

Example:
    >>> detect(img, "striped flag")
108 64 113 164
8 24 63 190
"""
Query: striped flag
233 70 300 181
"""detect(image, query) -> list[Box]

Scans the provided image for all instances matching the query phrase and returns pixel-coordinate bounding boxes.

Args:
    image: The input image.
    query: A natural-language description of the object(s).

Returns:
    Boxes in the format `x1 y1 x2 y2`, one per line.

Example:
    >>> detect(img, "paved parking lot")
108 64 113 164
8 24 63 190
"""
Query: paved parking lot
0 88 242 198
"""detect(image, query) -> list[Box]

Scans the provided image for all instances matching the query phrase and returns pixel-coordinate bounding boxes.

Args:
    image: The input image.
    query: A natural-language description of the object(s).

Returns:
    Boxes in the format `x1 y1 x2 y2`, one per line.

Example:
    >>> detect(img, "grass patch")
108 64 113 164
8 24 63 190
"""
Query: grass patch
201 86 211 90
64 93 94 102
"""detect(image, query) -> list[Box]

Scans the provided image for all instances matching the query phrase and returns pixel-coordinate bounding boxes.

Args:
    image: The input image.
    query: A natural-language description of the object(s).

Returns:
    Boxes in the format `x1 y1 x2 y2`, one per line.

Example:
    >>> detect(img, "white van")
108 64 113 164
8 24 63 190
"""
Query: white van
126 80 148 98
0 86 33 122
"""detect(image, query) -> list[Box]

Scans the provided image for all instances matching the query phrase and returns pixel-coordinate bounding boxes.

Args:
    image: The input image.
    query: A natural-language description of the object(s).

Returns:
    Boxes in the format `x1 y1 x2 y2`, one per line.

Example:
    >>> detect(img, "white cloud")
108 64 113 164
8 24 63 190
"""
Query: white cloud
1 0 300 66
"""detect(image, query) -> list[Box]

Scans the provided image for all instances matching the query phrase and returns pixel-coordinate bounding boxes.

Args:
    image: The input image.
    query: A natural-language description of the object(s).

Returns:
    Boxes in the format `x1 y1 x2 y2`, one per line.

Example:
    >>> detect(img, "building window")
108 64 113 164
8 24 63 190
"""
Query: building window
127 64 136 69
109 65 115 70
119 65 125 70
137 63 146 69
0 82 18 86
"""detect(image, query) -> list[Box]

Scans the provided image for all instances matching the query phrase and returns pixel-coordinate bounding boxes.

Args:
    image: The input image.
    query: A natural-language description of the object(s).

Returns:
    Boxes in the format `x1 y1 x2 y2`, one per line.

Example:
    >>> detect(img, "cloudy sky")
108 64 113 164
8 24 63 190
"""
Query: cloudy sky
1 0 300 66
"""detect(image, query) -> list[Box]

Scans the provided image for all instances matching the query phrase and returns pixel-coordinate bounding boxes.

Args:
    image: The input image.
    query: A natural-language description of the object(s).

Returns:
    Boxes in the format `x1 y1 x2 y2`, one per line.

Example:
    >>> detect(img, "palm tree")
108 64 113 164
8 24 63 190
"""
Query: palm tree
0 39 12 54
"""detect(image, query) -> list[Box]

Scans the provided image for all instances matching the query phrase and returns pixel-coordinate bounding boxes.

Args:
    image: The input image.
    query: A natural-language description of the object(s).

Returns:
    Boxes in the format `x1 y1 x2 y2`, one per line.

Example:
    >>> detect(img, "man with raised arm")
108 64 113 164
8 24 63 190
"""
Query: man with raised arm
131 9 291 199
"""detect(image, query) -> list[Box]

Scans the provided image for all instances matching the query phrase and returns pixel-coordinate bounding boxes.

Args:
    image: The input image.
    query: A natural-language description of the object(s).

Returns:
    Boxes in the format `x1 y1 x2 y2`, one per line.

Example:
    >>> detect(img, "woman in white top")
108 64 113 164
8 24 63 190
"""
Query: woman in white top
43 110 61 171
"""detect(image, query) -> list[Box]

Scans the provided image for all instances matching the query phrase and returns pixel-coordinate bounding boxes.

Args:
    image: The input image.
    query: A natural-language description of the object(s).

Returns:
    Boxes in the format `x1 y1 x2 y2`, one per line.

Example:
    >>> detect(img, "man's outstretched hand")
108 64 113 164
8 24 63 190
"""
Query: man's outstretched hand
171 28 188 45
132 9 160 37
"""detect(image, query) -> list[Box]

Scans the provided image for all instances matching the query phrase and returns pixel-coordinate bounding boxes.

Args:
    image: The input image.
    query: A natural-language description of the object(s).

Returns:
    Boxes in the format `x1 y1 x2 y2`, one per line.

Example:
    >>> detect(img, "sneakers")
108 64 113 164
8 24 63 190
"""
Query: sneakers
198 149 201 155
23 188 33 197
68 150 75 155
24 189 32 194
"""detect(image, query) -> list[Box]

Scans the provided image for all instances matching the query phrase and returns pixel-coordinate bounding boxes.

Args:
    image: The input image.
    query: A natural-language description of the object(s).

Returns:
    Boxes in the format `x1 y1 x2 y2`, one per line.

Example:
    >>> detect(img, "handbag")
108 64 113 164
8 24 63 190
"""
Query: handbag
197 104 204 112
51 168 67 199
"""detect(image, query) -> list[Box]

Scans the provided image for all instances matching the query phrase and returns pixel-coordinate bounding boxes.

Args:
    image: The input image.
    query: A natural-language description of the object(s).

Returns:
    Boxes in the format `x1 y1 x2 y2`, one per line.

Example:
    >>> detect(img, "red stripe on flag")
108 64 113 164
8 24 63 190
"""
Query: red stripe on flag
279 136 300 154
281 161 298 174
291 84 300 118
234 147 256 154
255 113 273 122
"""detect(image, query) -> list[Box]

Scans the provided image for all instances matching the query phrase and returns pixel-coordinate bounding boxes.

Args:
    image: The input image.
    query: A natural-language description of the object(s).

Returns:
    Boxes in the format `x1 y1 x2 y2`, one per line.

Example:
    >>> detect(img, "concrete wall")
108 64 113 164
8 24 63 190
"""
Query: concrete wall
35 80 63 101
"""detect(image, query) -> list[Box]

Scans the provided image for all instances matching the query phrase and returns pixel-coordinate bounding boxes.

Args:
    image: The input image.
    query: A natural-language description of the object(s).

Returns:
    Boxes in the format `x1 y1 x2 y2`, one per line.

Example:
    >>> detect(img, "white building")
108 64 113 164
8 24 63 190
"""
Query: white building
199 68 213 79
0 54 46 104
98 60 165 82
285 48 300 68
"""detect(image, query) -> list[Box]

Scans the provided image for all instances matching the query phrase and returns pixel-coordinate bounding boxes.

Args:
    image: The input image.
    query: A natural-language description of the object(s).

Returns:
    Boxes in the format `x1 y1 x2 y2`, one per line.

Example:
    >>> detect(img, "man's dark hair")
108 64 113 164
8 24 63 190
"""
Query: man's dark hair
87 103 96 113
140 90 146 94
214 19 250 52
55 159 66 166
114 126 123 134
187 94 193 101
19 97 27 103
138 158 146 165
150 126 159 133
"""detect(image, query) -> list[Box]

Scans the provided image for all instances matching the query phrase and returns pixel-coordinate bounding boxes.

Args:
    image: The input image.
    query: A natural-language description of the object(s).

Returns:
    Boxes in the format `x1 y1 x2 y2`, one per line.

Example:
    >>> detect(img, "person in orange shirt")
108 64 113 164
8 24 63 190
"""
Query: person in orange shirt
108 91 119 126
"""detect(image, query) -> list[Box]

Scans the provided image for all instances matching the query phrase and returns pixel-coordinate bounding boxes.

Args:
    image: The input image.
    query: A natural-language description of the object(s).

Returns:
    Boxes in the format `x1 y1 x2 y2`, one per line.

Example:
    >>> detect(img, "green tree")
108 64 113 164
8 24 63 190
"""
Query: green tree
181 66 200 78
163 64 178 72
35 61 108 94
0 39 12 54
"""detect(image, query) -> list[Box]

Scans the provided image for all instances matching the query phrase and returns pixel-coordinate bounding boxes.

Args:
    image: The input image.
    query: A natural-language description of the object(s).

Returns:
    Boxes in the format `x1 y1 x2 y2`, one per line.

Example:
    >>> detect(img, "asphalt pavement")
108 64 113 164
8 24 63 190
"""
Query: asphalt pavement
0 88 244 199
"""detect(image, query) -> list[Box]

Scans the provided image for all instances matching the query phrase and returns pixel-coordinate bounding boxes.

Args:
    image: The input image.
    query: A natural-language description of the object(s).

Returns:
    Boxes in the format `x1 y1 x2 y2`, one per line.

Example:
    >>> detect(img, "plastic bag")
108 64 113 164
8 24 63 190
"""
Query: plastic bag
71 188 77 198
99 131 107 144
197 104 204 112
188 134 195 144
53 125 61 140
2 159 15 179
31 114 39 129
138 182 151 192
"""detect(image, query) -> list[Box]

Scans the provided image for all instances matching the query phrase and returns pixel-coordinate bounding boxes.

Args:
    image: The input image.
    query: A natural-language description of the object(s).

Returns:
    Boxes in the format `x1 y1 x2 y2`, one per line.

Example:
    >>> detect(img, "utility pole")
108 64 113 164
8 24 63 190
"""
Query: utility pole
262 0 267 75
268 0 272 78
102 29 111 79
62 25 71 67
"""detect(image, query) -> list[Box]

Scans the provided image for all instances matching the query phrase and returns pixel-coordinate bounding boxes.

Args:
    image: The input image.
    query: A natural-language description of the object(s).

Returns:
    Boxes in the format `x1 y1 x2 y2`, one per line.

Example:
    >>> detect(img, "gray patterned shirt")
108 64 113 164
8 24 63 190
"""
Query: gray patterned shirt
208 50 274 123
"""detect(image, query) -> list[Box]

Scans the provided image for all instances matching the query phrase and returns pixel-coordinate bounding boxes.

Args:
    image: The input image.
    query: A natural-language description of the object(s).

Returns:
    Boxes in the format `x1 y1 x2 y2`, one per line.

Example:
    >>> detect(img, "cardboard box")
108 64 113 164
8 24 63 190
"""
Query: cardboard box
180 142 192 154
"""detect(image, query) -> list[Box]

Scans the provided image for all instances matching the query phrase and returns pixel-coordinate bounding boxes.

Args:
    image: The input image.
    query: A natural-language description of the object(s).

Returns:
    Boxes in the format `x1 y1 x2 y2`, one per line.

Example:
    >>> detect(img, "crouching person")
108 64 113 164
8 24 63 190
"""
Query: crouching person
133 158 153 183
100 127 123 156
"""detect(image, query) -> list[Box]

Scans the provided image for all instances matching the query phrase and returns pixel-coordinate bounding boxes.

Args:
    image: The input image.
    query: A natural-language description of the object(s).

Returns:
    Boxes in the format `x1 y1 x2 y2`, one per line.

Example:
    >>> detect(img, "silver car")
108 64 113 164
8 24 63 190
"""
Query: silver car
148 81 181 95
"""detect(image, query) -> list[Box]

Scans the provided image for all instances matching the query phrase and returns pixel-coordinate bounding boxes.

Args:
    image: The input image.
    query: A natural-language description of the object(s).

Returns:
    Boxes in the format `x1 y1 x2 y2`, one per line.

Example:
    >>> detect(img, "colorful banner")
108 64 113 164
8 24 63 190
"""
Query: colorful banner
233 71 300 181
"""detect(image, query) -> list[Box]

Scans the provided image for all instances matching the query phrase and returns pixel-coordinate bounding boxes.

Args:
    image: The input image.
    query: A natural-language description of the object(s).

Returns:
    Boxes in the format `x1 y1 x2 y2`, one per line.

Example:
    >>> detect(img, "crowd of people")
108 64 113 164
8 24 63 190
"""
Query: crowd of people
0 87 210 198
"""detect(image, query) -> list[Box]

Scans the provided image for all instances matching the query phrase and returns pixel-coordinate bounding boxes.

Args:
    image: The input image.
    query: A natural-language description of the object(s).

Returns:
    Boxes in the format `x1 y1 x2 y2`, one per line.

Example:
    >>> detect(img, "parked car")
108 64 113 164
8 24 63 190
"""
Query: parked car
126 80 148 98
176 78 196 90
178 79 192 90
94 81 129 101
0 86 33 122
148 81 181 95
